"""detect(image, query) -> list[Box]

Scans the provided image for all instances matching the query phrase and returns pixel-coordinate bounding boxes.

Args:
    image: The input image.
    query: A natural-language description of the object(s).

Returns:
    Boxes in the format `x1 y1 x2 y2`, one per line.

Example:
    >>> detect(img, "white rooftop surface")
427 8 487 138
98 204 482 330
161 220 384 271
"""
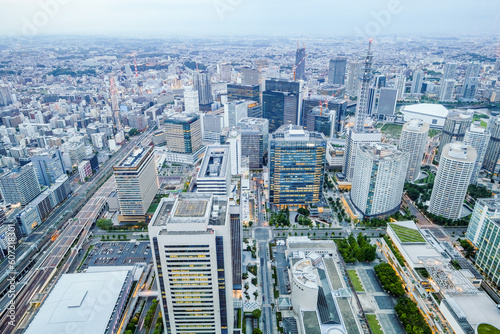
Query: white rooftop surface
25 270 129 334
448 292 500 330
86 265 143 280
401 103 449 118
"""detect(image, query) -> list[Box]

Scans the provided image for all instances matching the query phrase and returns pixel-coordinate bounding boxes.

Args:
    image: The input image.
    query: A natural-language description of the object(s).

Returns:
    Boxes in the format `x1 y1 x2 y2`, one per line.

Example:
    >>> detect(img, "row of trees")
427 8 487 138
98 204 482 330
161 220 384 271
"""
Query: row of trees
374 263 405 297
269 209 290 227
338 233 376 263
395 297 432 334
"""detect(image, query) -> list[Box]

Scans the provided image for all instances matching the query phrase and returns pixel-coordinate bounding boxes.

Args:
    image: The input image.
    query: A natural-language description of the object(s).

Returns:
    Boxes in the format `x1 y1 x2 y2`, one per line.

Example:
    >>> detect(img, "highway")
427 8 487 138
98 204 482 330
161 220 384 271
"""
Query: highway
0 125 156 333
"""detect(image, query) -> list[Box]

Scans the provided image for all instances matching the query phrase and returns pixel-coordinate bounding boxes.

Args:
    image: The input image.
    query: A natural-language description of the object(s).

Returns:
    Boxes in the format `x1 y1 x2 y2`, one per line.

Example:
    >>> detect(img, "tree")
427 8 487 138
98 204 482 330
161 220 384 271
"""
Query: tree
253 329 263 334
128 128 140 136
252 309 262 319
96 219 113 230
248 221 254 227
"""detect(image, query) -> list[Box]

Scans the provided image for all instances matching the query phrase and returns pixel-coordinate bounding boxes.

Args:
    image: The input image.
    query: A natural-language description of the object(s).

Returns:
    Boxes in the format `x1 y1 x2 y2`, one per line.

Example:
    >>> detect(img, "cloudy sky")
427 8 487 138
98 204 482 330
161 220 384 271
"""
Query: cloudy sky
0 0 499 38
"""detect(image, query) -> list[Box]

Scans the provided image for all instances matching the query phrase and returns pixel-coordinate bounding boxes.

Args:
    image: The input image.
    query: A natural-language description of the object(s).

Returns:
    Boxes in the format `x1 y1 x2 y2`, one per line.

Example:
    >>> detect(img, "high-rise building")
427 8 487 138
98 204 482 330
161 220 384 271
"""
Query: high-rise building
201 109 225 142
193 71 213 106
114 146 158 221
462 62 481 101
465 198 500 287
222 128 243 175
149 193 234 334
197 145 231 195
238 117 269 169
262 79 302 132
302 96 347 133
183 86 200 114
483 116 500 174
31 149 65 186
399 119 429 181
375 75 386 88
164 113 202 154
439 79 456 102
437 110 473 160
442 62 457 80
377 88 398 116
295 46 306 80
241 67 260 85
395 74 406 100
351 143 409 218
224 100 248 128
269 125 326 209
0 164 41 206
429 142 476 220
328 57 347 85
218 63 232 82
227 84 259 102
346 61 363 97
410 69 424 95
0 85 13 107
304 106 335 137
463 122 490 184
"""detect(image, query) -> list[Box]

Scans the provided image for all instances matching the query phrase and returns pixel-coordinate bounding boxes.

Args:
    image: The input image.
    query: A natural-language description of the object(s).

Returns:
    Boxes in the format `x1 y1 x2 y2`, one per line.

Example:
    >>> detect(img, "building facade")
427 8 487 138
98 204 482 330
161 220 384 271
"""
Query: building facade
238 117 269 169
483 116 500 174
399 119 429 181
463 123 490 183
328 57 347 85
429 142 476 220
0 164 41 206
31 149 65 186
350 143 409 218
114 146 158 220
197 145 231 195
164 113 202 154
269 125 326 208
149 194 234 334
437 110 473 160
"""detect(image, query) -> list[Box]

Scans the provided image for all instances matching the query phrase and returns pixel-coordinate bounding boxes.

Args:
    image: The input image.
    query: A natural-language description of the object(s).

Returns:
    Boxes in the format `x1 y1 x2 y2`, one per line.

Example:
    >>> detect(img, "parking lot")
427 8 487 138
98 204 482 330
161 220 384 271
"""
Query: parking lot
81 241 152 270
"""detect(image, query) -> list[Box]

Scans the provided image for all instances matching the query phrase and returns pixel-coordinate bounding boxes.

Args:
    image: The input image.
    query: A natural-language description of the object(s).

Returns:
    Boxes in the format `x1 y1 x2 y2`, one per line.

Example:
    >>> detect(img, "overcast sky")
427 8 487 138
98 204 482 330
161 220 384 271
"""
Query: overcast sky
0 0 499 38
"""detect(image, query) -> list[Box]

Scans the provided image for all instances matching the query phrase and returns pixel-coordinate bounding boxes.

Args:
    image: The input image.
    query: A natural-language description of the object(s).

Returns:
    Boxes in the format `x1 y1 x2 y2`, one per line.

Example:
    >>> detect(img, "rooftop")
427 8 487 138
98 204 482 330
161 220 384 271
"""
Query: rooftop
197 145 229 179
25 270 130 334
401 103 449 118
115 146 152 169
443 142 477 162
358 142 407 162
404 119 430 133
388 222 426 243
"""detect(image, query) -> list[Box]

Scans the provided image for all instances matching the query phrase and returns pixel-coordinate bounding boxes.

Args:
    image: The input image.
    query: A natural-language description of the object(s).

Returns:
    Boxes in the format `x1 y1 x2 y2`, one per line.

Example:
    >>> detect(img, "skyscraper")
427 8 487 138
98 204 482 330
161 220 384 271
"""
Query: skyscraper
395 74 406 100
429 142 476 220
410 69 424 95
304 106 335 137
164 113 202 154
31 149 65 186
149 193 234 334
0 164 41 206
346 61 363 97
462 62 481 101
377 88 398 117
295 45 306 80
218 63 232 82
483 116 500 174
437 110 473 160
238 117 269 169
351 143 409 218
354 41 374 133
302 95 347 133
193 71 213 106
328 57 347 85
183 86 200 114
399 119 429 181
262 79 302 132
227 84 259 103
442 62 457 80
439 79 456 102
197 145 231 195
114 146 158 221
367 87 377 116
465 198 500 287
463 122 490 183
269 125 326 209
0 85 13 107
224 100 248 128
241 67 260 85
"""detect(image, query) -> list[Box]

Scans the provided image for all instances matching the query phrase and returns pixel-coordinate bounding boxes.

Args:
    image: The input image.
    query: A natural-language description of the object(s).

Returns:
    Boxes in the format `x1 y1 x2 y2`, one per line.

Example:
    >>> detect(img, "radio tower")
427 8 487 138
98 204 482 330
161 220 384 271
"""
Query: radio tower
354 39 374 133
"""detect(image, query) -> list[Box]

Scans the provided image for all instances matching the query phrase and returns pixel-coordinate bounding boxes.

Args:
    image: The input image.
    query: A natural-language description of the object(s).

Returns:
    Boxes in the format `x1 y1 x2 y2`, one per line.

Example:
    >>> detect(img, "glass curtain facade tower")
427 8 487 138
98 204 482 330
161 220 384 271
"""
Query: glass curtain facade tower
269 125 326 209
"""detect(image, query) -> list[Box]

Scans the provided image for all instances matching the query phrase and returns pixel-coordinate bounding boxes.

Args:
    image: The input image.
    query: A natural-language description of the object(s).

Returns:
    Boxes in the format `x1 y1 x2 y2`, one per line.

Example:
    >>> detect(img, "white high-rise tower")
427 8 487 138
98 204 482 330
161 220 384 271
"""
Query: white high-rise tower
399 119 429 181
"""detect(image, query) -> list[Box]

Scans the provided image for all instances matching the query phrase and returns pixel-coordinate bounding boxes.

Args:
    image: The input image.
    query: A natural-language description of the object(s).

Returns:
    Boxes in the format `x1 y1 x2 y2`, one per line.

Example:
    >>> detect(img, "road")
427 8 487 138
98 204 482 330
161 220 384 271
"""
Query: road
0 125 156 333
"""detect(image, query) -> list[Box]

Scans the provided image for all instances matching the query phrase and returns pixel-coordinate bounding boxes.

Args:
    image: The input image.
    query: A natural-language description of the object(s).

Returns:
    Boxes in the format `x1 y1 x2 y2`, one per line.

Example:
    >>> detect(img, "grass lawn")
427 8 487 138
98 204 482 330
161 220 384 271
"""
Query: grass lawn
366 314 384 334
478 324 500 334
389 223 426 243
147 202 159 213
347 269 364 292
380 123 403 137
428 129 441 138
